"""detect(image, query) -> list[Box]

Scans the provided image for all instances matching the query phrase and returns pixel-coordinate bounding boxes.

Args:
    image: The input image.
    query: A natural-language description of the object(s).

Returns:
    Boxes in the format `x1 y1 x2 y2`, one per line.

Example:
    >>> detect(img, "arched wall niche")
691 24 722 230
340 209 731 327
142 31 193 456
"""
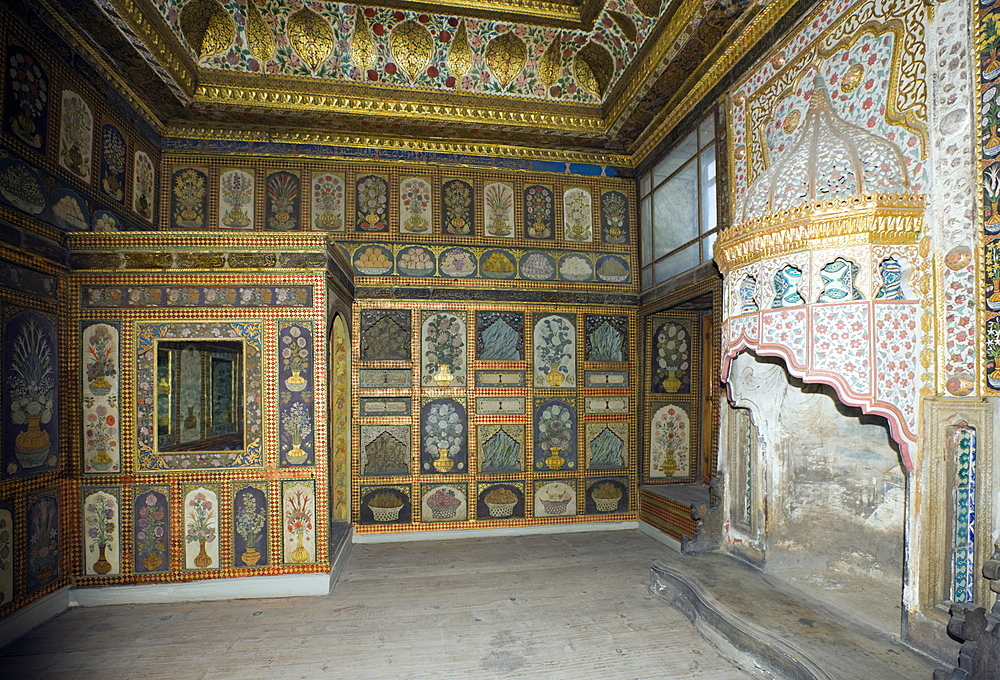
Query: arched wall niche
725 349 906 633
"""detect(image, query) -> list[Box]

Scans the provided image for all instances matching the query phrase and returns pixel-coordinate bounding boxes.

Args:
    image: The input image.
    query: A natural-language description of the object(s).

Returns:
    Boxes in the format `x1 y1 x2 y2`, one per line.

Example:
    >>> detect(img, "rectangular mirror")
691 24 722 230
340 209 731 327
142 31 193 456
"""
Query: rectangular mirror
155 340 244 453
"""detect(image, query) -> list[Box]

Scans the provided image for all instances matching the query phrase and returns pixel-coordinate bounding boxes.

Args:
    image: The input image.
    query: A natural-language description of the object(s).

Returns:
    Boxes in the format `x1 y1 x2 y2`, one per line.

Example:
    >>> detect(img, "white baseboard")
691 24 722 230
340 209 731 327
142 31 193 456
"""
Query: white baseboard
0 586 71 650
639 520 683 552
69 570 333 607
354 520 639 543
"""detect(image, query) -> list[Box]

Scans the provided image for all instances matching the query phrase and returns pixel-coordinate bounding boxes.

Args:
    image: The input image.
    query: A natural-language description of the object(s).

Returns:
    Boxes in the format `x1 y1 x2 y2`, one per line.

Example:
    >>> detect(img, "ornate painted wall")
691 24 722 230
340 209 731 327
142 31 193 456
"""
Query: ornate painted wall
66 233 349 584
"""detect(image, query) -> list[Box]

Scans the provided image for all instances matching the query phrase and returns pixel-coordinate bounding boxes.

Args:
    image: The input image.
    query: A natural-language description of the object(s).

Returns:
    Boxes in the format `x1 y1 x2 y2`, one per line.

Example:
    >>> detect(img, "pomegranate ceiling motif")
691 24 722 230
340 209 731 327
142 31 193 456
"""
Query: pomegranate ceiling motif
159 0 664 104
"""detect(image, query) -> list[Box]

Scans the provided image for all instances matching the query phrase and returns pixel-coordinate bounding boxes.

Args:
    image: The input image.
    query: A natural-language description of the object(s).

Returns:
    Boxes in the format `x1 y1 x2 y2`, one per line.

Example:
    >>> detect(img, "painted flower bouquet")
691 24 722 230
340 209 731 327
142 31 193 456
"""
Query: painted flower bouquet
538 403 572 452
86 494 116 549
282 402 312 462
136 493 166 570
186 493 216 545
285 488 313 562
85 405 116 470
424 401 464 472
235 492 266 566
423 314 464 384
9 318 54 426
535 316 573 385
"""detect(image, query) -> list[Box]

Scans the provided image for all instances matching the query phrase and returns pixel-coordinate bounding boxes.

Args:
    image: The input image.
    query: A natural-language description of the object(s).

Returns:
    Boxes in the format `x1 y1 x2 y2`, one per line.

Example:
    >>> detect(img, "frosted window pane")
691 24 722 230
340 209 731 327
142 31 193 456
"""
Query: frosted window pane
652 164 698 259
700 145 717 235
654 244 700 283
640 197 652 266
652 132 698 185
699 115 716 147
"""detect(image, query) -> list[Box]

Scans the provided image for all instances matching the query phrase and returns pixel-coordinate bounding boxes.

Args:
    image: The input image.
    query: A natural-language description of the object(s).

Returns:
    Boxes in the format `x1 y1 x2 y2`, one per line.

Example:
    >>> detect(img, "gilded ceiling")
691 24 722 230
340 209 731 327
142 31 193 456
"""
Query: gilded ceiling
42 0 804 163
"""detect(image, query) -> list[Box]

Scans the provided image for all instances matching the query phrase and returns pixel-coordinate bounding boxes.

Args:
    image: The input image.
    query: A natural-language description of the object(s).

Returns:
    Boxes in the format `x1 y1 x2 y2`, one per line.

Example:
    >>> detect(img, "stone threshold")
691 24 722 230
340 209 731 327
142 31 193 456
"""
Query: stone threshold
650 551 939 680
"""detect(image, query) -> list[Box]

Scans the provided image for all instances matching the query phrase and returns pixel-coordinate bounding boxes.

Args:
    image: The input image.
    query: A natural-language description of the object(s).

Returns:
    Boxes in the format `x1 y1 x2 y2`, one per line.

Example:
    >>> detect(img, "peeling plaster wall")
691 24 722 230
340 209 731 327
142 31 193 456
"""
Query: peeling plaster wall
727 351 905 629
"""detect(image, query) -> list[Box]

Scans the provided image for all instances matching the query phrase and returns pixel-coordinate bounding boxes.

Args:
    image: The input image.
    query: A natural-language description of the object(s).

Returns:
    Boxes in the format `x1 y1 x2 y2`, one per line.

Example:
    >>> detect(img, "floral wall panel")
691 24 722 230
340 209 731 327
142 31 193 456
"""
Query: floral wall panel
585 478 629 515
82 322 119 473
649 315 695 395
4 44 48 152
585 314 627 363
360 309 411 361
420 483 467 523
356 174 388 232
234 483 268 568
218 168 254 228
265 170 300 230
478 424 524 473
132 150 154 222
533 313 576 387
279 321 314 467
648 402 693 481
283 481 316 564
524 185 554 239
4 308 59 477
332 316 350 522
421 398 468 475
442 178 474 236
312 172 345 231
99 123 126 203
26 489 59 593
170 167 209 229
58 89 92 181
399 176 432 234
534 480 577 518
476 311 523 362
184 486 219 570
360 426 410 476
533 399 577 471
421 311 467 387
477 482 525 521
563 187 593 242
483 182 515 238
0 503 12 605
600 190 629 244
359 485 410 526
586 422 628 470
83 488 120 576
134 487 169 573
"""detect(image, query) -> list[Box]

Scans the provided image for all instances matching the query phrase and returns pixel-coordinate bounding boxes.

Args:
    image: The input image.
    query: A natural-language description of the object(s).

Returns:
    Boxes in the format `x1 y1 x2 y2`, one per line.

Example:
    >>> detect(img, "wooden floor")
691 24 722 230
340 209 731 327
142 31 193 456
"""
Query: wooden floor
1 530 754 679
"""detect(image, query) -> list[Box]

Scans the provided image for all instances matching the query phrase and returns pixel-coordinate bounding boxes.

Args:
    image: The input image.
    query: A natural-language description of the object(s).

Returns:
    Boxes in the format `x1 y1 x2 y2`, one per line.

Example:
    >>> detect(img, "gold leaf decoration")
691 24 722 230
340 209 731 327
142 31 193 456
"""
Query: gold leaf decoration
245 0 276 62
607 11 637 43
287 6 334 72
574 42 614 98
485 32 527 89
633 0 662 18
536 37 561 89
180 0 234 59
390 20 434 82
351 7 376 71
447 20 473 80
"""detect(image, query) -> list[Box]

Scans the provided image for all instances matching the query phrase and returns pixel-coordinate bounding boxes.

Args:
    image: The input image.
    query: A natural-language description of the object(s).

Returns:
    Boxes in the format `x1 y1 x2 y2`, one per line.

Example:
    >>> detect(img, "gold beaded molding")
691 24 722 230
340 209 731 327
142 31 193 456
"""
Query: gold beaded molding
714 193 927 274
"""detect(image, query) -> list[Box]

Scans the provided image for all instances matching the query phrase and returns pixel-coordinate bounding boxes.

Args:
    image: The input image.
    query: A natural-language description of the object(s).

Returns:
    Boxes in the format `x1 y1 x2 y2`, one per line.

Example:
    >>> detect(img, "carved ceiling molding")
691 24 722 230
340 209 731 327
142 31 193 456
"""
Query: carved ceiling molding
160 126 631 167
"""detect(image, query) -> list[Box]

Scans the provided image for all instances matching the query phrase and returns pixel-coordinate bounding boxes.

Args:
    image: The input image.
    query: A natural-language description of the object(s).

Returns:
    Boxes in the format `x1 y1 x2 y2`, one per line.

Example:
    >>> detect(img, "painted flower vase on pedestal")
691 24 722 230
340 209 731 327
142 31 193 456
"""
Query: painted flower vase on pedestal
433 447 454 473
285 370 307 392
290 533 310 562
142 552 162 572
15 416 50 468
545 446 565 470
241 547 261 567
433 363 454 387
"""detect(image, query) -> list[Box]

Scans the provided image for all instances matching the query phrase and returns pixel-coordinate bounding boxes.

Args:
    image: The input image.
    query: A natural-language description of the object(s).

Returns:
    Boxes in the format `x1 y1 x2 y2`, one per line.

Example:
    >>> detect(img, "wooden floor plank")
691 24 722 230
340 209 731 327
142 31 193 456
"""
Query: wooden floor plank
1 531 754 679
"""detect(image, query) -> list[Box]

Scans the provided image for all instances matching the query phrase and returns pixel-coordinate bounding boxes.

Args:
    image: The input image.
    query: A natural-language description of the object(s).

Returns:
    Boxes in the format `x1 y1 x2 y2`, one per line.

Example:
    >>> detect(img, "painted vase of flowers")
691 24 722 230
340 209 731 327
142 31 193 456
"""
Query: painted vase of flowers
85 405 116 471
535 317 573 387
424 401 464 473
285 489 313 562
423 314 464 386
235 492 266 567
537 403 572 470
85 325 116 396
136 493 166 572
86 494 116 575
282 403 312 464
186 492 216 569
9 318 54 468
282 326 308 392
655 322 689 394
